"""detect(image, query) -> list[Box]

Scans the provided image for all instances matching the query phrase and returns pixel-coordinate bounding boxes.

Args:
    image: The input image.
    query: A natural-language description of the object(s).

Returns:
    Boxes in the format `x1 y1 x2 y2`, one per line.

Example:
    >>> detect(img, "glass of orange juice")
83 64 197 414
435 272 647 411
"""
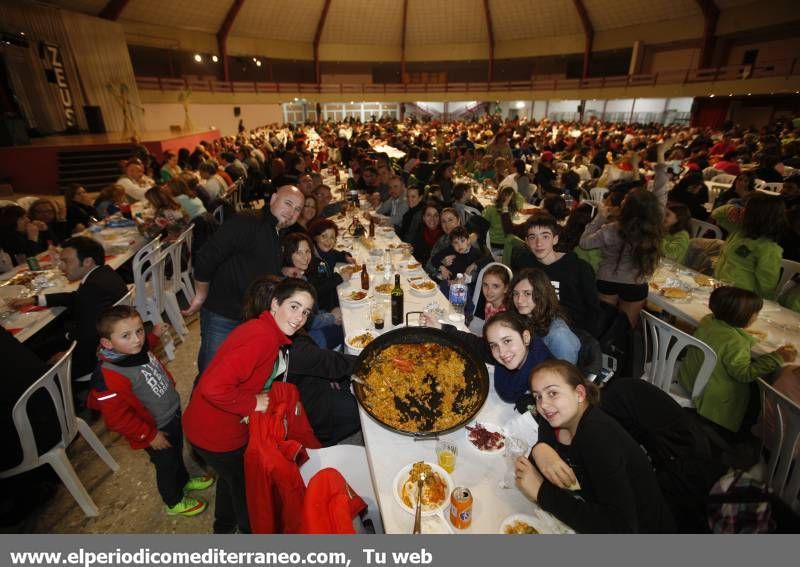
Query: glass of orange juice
436 440 458 474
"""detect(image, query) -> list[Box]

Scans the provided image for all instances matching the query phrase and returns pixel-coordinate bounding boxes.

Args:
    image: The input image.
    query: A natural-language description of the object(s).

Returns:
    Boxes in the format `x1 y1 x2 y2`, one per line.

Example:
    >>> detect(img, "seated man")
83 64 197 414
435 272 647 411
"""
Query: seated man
374 175 409 230
12 236 127 383
315 184 344 218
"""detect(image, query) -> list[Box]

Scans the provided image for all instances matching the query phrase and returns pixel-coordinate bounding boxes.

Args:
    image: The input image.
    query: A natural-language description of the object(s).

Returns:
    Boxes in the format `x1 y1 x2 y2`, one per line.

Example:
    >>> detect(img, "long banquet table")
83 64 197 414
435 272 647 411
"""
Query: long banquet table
333 211 572 534
0 222 146 343
647 260 800 357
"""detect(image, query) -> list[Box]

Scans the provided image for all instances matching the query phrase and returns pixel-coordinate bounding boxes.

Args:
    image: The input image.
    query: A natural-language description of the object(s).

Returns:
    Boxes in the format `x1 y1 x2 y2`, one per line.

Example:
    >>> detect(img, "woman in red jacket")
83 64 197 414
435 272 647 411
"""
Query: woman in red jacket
183 277 316 534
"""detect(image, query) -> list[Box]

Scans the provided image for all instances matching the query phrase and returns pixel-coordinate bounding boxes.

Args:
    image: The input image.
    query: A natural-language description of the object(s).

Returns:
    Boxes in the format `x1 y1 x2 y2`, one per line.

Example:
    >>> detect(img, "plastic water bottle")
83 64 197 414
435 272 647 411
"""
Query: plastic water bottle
449 273 467 315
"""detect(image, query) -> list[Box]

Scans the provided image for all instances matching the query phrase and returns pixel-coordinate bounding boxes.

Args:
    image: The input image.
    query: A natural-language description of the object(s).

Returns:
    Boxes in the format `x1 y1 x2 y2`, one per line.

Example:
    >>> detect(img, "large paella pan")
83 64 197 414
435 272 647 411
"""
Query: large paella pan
352 325 489 437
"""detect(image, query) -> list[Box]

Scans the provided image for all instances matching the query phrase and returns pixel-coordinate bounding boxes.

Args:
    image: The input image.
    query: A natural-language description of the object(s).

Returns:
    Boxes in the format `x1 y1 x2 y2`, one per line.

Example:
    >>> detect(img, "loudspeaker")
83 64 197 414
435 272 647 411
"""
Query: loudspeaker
83 105 106 134
233 106 241 117
0 114 29 146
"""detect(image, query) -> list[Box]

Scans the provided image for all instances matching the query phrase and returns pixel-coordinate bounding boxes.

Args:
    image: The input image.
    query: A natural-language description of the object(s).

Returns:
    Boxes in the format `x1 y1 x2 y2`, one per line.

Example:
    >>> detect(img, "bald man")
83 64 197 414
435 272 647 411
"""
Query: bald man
186 185 304 372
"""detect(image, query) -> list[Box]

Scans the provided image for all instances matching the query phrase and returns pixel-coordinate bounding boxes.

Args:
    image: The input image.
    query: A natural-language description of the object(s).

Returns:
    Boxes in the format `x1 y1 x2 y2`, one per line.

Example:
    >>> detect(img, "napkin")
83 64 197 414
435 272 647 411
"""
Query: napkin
17 305 46 313
504 411 539 453
7 328 22 335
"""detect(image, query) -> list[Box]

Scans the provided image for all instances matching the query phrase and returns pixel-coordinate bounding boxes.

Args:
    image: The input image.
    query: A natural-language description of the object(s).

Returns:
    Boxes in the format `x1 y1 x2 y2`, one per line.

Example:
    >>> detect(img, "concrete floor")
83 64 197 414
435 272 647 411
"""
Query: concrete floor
15 318 215 534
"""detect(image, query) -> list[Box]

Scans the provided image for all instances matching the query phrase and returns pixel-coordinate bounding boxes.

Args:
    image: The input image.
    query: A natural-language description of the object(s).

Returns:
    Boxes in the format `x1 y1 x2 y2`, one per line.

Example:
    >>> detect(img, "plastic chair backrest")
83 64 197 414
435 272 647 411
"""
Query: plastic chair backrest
710 173 735 186
212 205 224 225
590 186 609 201
757 182 783 194
132 237 161 278
689 218 723 239
640 311 717 403
2 343 77 475
470 262 513 318
134 248 167 322
756 378 800 514
113 285 135 307
777 258 800 294
161 239 184 291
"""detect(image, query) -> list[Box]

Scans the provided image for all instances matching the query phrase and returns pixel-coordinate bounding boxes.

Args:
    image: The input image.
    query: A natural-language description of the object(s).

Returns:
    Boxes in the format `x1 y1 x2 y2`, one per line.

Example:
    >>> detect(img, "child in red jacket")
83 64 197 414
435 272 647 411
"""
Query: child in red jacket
87 305 214 516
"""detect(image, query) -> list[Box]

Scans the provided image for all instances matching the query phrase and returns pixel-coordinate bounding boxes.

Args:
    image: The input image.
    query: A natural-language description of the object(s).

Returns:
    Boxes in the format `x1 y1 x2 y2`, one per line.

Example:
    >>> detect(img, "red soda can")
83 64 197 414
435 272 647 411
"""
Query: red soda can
449 487 473 529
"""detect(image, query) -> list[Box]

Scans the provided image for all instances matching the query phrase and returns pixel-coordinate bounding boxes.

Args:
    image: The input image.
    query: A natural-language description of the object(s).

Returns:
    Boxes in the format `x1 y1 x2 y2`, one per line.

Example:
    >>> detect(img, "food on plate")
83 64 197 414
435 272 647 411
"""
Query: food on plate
375 283 393 294
388 243 412 250
411 280 436 291
504 520 539 534
746 328 767 341
405 262 421 270
660 287 689 299
348 332 374 349
466 422 506 451
376 264 385 271
346 290 368 301
340 264 361 277
649 281 660 290
357 343 482 433
693 274 714 287
5 272 39 287
359 236 375 250
399 464 448 512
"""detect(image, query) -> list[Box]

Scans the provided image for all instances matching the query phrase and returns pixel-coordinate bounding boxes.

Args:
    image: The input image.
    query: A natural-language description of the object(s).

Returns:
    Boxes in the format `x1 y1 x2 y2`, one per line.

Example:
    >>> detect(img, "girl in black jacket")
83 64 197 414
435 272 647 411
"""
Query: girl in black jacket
516 360 675 533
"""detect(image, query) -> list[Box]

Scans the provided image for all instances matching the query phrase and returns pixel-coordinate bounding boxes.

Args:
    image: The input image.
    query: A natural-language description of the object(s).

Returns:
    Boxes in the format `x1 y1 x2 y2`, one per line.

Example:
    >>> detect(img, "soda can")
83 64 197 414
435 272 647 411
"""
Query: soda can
26 256 41 271
449 487 472 529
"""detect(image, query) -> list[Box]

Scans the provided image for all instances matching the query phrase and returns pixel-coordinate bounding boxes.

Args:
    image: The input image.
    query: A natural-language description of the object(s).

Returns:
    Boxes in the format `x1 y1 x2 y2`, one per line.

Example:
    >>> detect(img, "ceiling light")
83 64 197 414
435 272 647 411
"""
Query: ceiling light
211 55 218 63
194 54 202 62
256 60 262 67
709 94 715 98
747 93 752 96
728 93 733 97
253 57 257 62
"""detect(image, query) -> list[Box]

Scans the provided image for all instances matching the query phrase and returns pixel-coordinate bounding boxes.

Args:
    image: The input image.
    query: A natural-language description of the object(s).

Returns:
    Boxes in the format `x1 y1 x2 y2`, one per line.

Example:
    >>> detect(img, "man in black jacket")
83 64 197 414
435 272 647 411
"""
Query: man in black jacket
184 185 304 373
13 236 127 382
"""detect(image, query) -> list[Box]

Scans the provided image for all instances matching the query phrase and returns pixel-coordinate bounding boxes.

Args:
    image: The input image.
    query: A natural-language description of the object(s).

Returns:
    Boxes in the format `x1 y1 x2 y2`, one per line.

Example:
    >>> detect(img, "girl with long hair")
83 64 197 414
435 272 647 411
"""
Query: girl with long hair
515 360 675 533
580 141 672 327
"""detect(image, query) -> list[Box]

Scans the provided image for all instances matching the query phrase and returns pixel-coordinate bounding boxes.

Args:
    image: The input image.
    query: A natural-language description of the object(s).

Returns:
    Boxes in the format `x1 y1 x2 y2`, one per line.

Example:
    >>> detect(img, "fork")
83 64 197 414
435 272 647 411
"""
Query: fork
412 470 425 534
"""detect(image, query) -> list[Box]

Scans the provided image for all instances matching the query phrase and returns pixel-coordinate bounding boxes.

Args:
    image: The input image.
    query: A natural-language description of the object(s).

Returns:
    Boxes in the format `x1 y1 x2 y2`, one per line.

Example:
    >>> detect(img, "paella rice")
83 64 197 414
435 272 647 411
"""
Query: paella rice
358 343 482 433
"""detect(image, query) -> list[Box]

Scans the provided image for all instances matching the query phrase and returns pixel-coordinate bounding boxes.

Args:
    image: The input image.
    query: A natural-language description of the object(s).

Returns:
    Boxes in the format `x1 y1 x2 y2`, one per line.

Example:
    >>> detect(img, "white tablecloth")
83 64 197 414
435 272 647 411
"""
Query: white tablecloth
648 260 800 357
335 214 571 534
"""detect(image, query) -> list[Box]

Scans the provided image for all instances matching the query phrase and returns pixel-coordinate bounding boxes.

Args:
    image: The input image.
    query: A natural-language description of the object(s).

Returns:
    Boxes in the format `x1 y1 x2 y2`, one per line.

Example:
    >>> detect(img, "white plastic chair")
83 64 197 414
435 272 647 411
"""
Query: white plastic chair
590 187 609 202
757 181 783 194
167 225 195 303
468 262 513 335
689 218 723 239
485 231 502 262
755 378 800 514
15 196 39 211
133 247 175 360
160 239 190 337
212 204 224 225
777 258 800 295
113 285 135 307
0 343 119 517
640 311 717 408
299 445 384 534
710 173 736 186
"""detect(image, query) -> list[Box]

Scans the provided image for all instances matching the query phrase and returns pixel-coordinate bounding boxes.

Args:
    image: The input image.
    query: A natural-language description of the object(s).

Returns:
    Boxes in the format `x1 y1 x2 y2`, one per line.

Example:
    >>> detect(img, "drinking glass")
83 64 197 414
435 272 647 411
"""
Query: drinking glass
435 440 458 474
501 437 527 489
370 300 385 331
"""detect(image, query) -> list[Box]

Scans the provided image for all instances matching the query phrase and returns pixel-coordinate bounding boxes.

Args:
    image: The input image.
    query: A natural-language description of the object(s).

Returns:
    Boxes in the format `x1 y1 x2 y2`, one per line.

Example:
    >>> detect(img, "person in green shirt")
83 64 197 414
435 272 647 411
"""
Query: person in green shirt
714 193 786 299
678 287 795 433
662 202 691 264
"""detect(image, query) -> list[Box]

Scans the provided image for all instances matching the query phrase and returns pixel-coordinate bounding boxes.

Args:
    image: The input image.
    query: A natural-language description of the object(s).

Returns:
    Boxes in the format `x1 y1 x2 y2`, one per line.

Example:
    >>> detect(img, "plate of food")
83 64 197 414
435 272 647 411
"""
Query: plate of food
465 421 507 454
499 512 574 535
693 274 715 287
374 282 394 295
0 285 27 301
337 264 361 280
340 289 369 304
408 278 437 297
393 461 454 519
400 260 423 273
388 242 412 250
345 329 376 354
659 287 691 301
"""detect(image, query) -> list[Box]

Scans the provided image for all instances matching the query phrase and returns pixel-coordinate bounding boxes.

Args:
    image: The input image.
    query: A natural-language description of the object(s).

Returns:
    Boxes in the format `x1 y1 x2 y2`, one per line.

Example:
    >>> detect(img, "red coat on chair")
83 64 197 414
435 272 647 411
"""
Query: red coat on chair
244 381 321 534
301 468 367 534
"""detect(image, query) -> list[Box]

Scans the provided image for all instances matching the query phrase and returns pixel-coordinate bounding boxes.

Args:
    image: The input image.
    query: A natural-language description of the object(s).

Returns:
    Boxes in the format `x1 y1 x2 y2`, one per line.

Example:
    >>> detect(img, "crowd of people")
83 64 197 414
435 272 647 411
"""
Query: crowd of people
3 111 800 533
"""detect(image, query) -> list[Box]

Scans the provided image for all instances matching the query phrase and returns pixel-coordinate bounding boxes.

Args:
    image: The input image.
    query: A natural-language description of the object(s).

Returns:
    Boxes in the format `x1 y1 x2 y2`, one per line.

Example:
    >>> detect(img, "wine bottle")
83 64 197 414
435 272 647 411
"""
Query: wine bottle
391 274 404 326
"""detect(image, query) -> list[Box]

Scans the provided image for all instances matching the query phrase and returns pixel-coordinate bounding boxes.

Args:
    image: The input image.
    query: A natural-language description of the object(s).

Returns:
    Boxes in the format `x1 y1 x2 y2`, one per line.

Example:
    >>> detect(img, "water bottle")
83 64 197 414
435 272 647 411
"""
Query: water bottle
449 273 467 315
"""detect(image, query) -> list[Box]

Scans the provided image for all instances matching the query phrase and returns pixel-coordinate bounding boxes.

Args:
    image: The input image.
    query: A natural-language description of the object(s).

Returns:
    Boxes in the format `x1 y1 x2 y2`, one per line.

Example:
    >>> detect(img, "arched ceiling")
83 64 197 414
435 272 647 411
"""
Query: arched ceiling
41 0 776 59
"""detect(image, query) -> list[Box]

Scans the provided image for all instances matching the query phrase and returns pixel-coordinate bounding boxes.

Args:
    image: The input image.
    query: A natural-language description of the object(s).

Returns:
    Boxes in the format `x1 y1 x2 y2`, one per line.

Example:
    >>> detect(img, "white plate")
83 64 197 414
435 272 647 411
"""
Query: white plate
344 328 376 354
373 282 394 296
400 261 424 272
392 461 454 517
339 289 370 305
408 280 438 297
499 512 574 535
0 285 27 300
336 265 361 280
465 421 507 454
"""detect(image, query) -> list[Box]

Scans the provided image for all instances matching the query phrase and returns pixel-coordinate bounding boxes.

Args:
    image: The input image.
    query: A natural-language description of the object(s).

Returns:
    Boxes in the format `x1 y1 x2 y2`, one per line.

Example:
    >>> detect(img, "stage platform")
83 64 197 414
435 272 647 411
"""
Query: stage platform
0 129 221 196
